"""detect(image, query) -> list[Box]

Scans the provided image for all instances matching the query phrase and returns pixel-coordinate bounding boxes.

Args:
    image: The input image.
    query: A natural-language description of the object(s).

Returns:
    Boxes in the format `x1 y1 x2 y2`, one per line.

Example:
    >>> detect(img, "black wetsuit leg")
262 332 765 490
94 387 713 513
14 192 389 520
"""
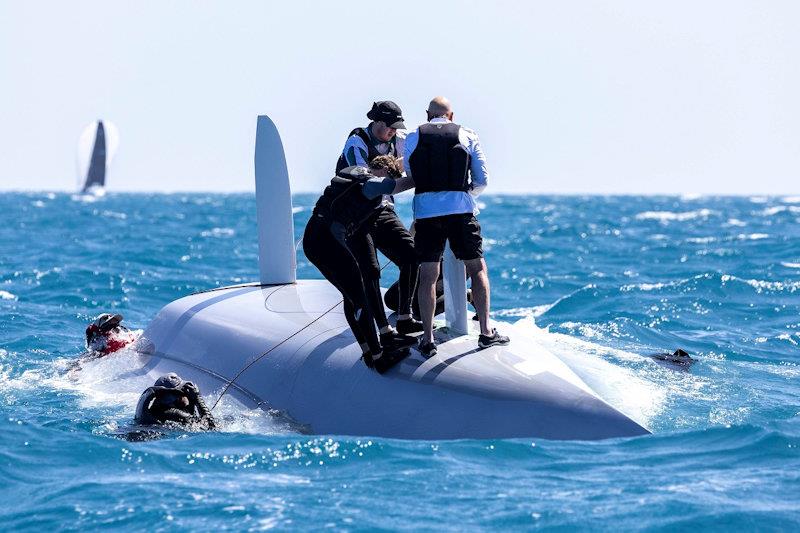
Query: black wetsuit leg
303 216 382 354
385 276 445 318
370 206 418 316
347 230 389 330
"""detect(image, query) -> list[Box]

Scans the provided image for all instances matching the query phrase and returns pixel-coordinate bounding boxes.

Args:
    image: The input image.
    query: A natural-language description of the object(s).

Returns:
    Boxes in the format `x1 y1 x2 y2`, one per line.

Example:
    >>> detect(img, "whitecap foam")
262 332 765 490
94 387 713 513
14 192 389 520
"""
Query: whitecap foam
100 210 127 220
0 290 17 300
620 282 667 292
720 274 800 293
200 227 235 238
737 233 769 241
685 236 716 244
760 206 800 216
680 193 703 201
634 208 716 222
780 262 800 269
60 343 294 436
70 193 102 203
291 206 305 214
724 218 747 227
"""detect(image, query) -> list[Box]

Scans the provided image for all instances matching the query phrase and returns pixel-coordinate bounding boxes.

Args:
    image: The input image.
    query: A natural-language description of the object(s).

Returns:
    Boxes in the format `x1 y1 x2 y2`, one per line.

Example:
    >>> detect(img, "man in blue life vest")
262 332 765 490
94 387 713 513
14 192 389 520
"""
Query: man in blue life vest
336 101 422 336
404 96 510 357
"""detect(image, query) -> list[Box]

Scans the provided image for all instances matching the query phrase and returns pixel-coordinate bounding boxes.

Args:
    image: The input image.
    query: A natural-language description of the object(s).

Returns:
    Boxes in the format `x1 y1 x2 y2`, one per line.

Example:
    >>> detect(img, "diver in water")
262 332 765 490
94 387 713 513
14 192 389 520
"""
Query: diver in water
303 156 416 373
134 373 217 430
85 313 137 356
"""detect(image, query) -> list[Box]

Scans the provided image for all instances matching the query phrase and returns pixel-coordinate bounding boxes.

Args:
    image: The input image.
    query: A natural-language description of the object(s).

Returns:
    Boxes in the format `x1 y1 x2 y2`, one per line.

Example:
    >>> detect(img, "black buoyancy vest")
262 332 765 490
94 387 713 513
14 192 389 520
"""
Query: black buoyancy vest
408 122 471 194
335 126 397 173
312 175 382 235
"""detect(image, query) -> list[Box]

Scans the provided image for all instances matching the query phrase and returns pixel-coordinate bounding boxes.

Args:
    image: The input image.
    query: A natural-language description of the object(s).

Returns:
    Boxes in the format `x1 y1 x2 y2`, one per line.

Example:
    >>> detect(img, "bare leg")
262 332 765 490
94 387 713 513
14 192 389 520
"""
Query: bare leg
417 261 440 344
465 258 491 336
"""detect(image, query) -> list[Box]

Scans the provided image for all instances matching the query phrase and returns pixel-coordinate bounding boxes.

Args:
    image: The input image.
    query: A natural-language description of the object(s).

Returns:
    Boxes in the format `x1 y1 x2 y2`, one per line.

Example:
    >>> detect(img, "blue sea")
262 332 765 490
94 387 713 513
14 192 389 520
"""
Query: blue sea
1 192 799 530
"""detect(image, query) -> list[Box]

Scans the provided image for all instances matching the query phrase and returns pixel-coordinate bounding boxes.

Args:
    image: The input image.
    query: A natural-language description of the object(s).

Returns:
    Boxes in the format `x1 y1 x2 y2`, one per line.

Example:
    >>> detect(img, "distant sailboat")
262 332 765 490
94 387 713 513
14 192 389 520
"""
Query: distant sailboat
77 120 119 194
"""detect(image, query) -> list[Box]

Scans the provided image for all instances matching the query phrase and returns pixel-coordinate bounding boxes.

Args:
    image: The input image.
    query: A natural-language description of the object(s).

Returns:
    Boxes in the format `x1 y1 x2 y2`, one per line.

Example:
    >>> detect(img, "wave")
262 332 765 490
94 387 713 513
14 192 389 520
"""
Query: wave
0 290 16 300
505 318 675 429
720 274 800 293
760 206 800 216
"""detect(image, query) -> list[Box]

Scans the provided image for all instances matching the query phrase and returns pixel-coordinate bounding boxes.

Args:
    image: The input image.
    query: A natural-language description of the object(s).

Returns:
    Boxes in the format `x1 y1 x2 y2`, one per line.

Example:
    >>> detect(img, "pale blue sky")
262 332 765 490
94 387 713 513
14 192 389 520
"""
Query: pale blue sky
1 1 798 194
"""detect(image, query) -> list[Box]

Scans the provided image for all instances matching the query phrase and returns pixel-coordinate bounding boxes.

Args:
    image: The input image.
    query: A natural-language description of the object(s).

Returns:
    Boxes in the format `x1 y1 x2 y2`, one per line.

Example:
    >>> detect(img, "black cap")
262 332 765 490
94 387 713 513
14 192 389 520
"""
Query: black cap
366 101 405 129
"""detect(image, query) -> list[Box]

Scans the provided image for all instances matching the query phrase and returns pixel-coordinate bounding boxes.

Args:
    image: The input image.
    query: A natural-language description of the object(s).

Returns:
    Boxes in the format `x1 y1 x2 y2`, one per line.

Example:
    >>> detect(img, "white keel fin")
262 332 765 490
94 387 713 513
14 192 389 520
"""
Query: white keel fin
255 115 296 285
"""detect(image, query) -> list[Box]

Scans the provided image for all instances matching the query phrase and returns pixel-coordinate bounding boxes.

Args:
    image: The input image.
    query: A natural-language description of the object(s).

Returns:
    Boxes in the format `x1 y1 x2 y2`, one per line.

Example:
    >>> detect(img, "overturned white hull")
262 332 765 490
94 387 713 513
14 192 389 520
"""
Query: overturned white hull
123 114 649 441
133 280 649 440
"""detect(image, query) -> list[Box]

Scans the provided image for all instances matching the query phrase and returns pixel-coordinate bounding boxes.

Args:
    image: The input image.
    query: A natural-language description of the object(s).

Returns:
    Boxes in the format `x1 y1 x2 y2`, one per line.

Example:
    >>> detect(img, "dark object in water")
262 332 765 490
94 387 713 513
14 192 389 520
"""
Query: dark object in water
650 348 694 367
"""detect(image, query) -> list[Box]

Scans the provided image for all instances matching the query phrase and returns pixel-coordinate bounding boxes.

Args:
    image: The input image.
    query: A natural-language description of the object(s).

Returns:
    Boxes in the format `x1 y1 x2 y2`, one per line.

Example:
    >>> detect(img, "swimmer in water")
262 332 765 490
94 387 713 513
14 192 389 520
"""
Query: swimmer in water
84 313 137 356
134 373 217 431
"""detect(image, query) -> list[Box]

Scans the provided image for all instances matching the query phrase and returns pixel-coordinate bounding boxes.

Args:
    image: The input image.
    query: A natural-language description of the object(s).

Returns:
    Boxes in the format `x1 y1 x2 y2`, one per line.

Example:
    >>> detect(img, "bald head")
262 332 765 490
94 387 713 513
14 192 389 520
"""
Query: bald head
427 96 453 121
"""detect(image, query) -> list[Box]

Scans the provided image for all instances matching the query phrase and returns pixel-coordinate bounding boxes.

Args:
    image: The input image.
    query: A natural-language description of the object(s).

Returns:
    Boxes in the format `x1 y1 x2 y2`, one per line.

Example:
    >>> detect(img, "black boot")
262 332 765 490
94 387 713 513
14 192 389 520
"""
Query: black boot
381 330 417 349
396 317 424 334
368 347 410 374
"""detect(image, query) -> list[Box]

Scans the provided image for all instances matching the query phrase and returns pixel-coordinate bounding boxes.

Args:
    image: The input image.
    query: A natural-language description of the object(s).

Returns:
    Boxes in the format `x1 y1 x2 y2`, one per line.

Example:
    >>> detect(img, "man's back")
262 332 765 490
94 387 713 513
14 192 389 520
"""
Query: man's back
404 117 489 220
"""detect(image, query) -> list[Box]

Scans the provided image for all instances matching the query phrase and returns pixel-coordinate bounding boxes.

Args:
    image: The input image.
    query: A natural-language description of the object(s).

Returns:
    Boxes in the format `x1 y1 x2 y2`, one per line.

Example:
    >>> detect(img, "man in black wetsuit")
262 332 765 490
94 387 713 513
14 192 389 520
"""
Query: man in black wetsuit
304 156 415 373
335 101 422 335
135 373 216 430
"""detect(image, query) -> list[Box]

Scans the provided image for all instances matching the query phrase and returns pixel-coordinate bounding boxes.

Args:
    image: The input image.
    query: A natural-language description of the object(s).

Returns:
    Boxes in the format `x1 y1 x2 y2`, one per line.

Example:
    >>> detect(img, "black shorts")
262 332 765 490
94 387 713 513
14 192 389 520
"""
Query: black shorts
414 213 483 263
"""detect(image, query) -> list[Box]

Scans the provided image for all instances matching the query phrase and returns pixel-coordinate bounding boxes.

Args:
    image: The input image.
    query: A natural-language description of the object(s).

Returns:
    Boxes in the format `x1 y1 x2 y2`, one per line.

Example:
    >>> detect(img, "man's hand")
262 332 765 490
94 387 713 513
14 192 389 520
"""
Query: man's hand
183 382 200 399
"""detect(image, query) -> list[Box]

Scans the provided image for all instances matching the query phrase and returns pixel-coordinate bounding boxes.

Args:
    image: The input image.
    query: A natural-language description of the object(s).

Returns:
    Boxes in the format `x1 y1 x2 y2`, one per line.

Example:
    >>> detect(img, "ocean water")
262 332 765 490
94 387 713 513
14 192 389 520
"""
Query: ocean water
1 192 799 530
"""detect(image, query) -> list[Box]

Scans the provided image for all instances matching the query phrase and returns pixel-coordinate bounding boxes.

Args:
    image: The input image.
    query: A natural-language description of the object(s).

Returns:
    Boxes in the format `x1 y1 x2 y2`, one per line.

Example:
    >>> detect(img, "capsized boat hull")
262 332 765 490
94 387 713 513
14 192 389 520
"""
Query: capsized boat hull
133 280 650 440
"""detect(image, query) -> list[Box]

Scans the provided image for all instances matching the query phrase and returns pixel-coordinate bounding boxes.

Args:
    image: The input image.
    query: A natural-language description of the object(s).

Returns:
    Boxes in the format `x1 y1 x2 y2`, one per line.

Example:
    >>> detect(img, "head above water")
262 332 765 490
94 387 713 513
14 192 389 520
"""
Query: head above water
426 96 454 122
367 101 405 142
153 372 184 390
151 373 191 408
85 313 124 347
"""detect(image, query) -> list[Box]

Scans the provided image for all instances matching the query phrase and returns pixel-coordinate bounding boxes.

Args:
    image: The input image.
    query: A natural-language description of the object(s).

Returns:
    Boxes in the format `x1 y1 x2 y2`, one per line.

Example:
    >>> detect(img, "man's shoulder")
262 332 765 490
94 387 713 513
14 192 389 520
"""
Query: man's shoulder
456 125 481 149
403 128 419 148
344 129 369 147
457 124 479 138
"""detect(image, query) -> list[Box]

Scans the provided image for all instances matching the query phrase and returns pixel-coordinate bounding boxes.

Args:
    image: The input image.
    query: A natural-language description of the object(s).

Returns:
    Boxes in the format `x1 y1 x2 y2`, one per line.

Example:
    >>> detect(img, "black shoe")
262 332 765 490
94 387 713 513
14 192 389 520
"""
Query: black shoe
472 313 479 321
478 328 510 349
396 317 424 334
381 331 417 349
417 338 437 358
361 351 374 369
371 347 410 374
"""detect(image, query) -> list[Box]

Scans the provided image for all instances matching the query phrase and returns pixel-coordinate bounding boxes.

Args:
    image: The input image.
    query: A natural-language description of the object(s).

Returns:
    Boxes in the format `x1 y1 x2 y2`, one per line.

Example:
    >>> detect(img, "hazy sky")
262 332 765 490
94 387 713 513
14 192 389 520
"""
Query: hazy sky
1 1 798 194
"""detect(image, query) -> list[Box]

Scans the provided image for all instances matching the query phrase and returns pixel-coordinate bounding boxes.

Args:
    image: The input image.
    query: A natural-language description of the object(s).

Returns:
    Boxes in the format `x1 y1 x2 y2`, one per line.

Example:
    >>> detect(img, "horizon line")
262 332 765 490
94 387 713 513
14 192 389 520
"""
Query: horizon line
2 188 799 198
